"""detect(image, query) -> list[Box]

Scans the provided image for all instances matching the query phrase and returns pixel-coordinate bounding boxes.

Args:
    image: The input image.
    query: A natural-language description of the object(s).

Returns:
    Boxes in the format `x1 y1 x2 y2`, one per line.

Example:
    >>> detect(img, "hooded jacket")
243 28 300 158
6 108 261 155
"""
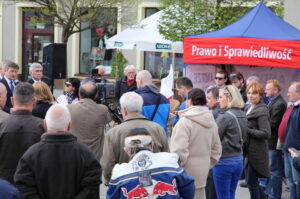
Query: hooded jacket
135 84 170 135
170 106 222 189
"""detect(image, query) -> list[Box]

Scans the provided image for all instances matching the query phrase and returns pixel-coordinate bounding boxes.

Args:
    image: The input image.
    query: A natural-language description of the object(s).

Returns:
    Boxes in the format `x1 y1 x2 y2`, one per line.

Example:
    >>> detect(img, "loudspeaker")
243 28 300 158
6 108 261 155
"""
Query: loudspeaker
43 43 66 79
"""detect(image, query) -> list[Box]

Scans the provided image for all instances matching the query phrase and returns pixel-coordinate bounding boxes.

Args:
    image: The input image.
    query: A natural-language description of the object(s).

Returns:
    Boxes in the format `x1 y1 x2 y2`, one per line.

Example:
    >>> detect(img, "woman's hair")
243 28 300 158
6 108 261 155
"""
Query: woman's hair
246 82 264 97
68 77 81 98
33 82 54 103
219 85 244 109
187 88 206 106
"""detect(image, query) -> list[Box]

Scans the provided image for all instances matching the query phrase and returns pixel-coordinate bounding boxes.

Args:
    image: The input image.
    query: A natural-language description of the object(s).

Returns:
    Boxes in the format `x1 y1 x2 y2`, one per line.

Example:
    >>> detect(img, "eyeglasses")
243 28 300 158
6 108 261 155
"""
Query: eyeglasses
224 87 232 97
215 77 225 80
65 83 72 87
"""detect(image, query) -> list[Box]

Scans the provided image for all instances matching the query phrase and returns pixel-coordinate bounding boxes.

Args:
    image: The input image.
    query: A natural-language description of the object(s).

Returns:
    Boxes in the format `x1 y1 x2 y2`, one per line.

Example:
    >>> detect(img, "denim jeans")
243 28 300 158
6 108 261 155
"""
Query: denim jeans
266 150 284 199
284 151 300 199
213 160 243 199
246 164 267 199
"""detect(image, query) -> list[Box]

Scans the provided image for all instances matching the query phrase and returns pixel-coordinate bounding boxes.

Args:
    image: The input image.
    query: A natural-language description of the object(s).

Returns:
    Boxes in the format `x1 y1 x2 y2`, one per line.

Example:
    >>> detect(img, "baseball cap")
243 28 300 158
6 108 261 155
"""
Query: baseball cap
124 128 152 148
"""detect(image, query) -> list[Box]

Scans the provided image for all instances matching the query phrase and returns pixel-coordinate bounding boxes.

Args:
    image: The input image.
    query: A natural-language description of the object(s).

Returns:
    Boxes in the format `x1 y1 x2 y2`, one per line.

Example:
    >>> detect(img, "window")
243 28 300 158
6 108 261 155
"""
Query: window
22 9 54 80
144 8 184 79
79 8 117 75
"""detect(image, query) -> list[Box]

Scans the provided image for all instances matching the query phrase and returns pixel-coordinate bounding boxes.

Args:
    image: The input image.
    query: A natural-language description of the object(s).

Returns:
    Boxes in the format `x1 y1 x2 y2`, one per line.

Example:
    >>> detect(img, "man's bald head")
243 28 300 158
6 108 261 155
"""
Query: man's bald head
79 82 97 99
136 70 152 88
0 83 7 108
45 104 71 133
96 65 105 77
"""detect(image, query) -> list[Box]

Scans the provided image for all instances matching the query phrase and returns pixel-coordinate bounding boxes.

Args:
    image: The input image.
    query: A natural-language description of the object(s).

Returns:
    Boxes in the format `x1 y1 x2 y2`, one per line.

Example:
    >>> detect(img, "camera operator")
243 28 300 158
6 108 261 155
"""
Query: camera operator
84 65 122 124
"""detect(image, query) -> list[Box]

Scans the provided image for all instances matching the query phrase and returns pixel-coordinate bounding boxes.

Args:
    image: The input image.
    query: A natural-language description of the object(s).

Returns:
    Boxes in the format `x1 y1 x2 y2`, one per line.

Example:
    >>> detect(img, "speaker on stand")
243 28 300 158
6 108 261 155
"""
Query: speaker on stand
42 43 67 93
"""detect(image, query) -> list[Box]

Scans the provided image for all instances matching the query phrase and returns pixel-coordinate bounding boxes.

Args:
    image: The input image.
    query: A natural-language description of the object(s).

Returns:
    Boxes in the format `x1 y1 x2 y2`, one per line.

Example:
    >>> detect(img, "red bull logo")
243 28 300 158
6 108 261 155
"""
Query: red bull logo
153 179 177 196
121 179 177 198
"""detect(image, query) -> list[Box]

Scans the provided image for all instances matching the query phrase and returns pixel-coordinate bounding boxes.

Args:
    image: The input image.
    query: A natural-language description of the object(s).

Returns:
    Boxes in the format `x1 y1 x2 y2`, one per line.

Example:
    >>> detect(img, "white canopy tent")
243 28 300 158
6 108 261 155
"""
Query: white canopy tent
106 10 183 53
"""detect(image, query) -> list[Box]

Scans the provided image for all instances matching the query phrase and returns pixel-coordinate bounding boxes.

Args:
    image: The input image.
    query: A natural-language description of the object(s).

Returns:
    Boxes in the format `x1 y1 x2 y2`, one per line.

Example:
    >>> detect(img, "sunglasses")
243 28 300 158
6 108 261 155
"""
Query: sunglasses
65 83 72 87
215 77 225 80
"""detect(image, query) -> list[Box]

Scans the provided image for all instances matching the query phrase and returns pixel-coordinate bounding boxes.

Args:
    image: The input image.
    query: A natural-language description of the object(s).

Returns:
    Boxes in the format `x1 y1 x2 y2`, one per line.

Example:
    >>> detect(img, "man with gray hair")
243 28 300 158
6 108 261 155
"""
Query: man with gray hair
27 62 51 87
101 91 169 185
115 65 137 101
135 70 170 135
0 60 19 113
68 81 111 161
14 104 102 199
0 82 45 184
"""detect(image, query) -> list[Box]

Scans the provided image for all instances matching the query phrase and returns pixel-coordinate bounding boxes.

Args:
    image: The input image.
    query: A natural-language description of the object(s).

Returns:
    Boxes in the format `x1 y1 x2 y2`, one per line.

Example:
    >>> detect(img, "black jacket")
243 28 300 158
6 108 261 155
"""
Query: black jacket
14 133 102 199
245 102 271 177
216 108 247 158
267 94 287 149
0 78 18 113
28 76 52 88
0 110 45 184
32 101 52 119
115 76 137 100
293 156 300 172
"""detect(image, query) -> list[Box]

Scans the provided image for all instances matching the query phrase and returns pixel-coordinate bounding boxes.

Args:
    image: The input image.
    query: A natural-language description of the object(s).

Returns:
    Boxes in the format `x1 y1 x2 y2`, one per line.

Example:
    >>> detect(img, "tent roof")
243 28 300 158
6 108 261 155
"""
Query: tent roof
187 2 300 41
106 10 183 53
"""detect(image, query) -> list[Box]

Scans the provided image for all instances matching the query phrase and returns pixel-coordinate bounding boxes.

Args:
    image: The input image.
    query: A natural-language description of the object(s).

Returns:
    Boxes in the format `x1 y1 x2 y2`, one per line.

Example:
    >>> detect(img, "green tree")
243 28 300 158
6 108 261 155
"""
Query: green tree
158 0 284 42
111 50 128 80
17 0 134 43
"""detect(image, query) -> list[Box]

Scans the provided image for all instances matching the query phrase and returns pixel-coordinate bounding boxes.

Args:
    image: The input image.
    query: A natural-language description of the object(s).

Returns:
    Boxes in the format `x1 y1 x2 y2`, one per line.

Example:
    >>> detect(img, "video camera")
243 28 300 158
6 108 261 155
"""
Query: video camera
90 69 123 124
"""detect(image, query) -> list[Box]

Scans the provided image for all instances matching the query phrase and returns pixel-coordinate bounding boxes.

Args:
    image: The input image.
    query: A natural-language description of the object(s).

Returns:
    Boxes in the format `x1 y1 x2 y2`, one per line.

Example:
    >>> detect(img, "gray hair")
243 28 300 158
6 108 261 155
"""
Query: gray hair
246 76 260 84
13 82 35 106
45 104 71 132
1 60 19 71
29 62 42 72
124 65 136 74
291 82 300 93
120 92 143 113
136 70 152 84
96 65 105 70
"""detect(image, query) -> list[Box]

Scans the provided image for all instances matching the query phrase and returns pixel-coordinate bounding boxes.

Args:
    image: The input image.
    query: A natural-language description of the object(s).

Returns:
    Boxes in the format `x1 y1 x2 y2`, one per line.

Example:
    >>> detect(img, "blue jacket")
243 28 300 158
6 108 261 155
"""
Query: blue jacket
135 85 170 135
171 101 186 126
107 150 195 199
284 104 300 151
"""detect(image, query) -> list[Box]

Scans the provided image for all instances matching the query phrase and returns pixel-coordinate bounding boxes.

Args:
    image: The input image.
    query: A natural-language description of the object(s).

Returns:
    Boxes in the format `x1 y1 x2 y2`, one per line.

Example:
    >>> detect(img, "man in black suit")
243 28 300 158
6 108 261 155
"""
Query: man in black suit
0 60 19 113
27 62 51 88
264 79 287 199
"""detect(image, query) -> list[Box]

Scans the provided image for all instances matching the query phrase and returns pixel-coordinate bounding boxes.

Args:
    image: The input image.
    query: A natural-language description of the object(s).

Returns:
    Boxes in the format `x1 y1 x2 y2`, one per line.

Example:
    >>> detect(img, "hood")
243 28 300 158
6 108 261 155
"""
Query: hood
136 84 160 95
179 106 215 128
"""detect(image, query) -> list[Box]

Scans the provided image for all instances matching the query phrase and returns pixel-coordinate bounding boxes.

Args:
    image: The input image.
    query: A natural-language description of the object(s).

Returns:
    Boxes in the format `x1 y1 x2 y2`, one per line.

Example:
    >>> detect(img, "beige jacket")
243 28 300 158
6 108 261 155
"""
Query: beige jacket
170 106 222 189
100 112 169 184
68 98 111 161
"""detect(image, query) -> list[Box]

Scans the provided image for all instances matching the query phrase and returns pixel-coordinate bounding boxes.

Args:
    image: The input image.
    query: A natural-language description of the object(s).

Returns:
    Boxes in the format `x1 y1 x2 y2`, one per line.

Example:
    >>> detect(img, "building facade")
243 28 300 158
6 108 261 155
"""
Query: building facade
0 0 298 86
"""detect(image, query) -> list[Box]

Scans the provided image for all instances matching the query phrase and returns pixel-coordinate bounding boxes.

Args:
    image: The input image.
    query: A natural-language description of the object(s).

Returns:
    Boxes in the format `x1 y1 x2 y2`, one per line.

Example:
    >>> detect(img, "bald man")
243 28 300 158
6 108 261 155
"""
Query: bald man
135 70 170 135
14 104 101 199
0 83 9 122
67 82 111 161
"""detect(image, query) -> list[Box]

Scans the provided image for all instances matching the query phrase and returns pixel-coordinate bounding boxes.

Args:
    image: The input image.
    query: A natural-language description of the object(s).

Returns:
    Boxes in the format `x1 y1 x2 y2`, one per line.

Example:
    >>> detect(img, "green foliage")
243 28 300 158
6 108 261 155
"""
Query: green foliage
17 0 132 43
159 0 284 42
159 0 216 42
111 50 128 80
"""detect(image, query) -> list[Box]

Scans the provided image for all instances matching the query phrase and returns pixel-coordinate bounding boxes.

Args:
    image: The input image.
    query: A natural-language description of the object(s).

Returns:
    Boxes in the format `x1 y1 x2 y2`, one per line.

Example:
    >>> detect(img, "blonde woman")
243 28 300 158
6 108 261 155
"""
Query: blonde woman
32 82 53 119
214 85 247 199
170 88 222 198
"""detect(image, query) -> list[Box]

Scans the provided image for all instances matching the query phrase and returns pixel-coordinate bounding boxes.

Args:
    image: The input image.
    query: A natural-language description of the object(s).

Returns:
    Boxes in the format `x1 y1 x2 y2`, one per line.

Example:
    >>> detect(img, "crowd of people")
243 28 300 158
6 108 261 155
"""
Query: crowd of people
0 59 299 199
